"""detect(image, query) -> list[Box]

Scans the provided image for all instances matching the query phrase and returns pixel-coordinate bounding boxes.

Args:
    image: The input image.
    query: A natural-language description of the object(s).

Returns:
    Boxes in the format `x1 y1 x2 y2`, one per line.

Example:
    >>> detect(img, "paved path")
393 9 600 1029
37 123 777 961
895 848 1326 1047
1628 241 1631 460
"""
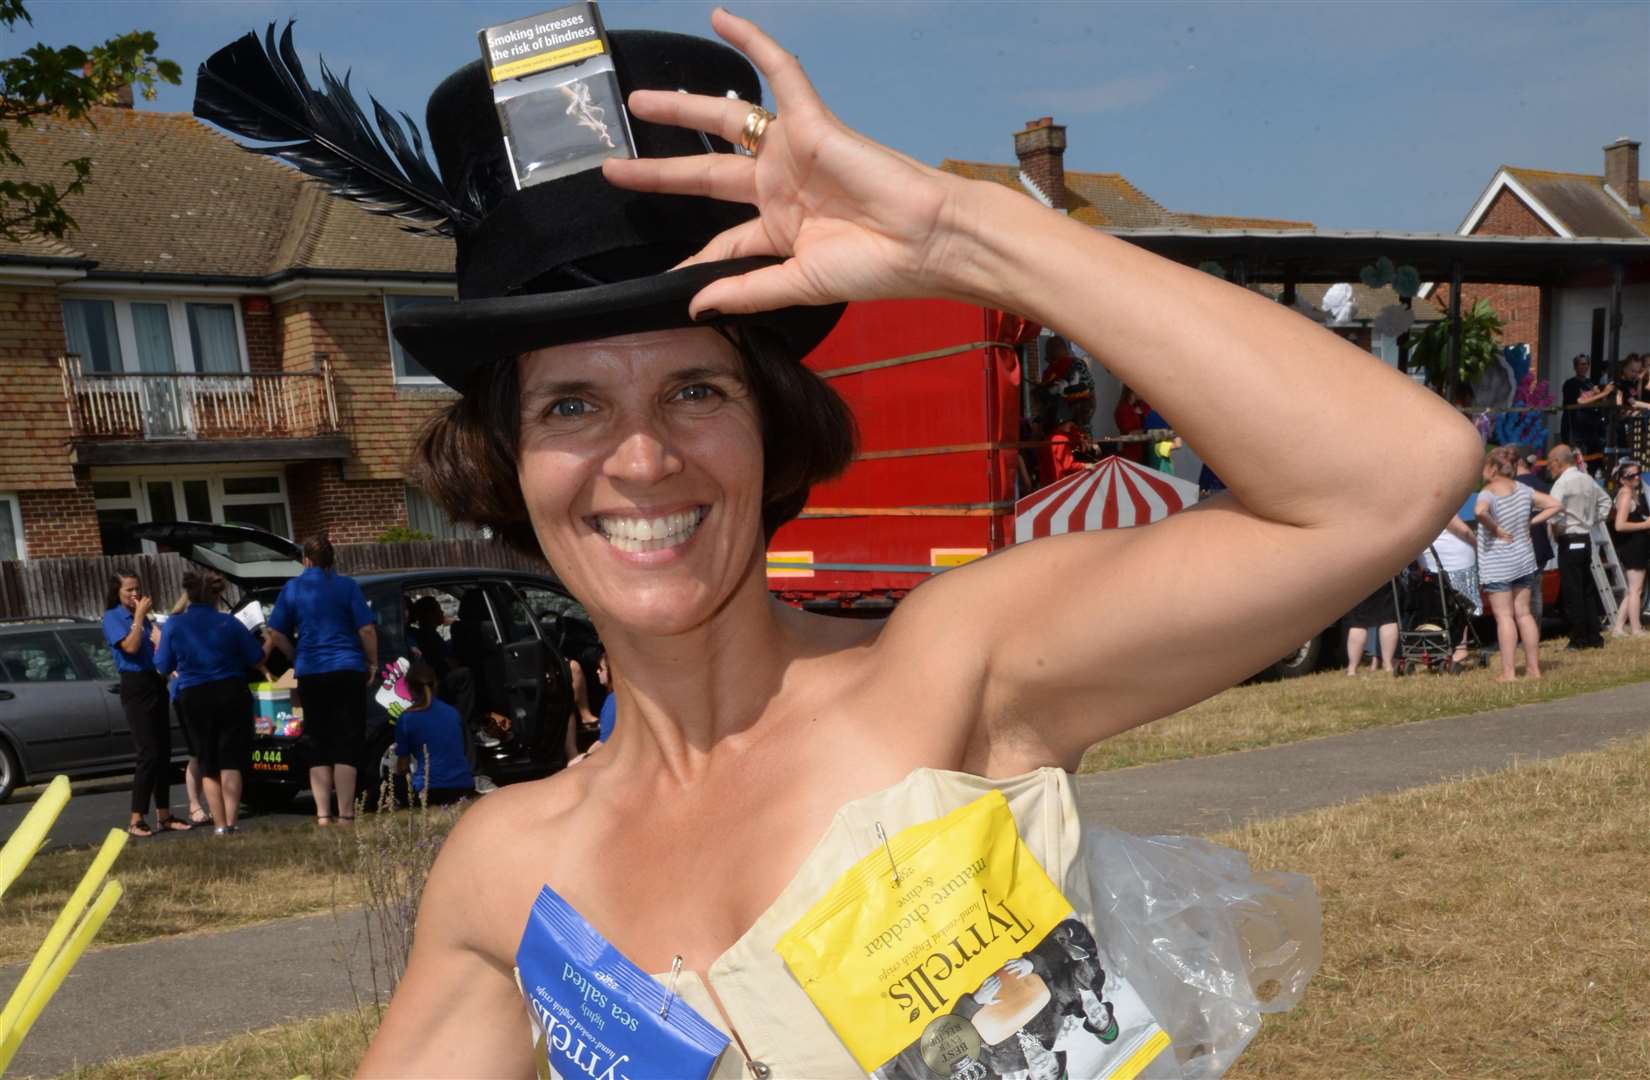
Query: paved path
3 682 1646 1076
0 911 378 1079
1073 681 1650 834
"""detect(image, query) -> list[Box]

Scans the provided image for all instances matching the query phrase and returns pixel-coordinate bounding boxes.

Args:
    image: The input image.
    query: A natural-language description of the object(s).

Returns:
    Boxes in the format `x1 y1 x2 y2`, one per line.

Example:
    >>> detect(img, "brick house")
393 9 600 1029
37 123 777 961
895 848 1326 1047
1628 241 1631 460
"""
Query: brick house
1425 137 1649 381
941 116 1312 235
0 97 464 561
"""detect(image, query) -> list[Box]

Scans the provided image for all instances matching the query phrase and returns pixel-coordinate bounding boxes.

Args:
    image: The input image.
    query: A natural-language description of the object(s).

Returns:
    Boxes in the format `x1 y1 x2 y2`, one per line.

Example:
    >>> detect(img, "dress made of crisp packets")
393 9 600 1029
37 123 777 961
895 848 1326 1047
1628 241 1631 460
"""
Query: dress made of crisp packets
628 767 1320 1080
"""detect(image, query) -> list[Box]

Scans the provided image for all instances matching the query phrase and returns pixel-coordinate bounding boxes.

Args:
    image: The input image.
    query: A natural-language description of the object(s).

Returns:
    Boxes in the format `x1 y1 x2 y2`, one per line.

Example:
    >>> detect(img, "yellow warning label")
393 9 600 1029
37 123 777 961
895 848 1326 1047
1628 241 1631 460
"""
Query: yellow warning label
489 38 606 83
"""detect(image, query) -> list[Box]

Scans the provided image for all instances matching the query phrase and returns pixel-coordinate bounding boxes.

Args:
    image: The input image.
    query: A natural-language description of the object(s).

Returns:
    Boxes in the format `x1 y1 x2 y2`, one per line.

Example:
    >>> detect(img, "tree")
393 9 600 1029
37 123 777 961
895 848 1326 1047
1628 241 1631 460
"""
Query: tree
1408 298 1505 394
1 0 180 242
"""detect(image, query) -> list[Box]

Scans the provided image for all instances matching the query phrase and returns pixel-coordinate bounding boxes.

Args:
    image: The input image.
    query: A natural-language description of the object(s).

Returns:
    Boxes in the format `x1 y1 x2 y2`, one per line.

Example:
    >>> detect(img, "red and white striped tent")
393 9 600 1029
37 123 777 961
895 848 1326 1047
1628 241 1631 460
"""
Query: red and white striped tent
1014 455 1201 542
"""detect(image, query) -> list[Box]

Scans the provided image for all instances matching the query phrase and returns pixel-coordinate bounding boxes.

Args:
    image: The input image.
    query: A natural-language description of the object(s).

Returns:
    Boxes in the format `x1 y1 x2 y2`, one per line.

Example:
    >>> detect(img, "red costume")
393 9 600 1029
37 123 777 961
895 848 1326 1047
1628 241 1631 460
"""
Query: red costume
1114 398 1148 463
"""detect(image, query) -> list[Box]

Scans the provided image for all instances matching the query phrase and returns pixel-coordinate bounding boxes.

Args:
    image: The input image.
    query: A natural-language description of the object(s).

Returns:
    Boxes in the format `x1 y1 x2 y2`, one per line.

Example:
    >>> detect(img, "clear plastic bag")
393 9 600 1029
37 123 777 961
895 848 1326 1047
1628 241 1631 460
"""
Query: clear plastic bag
1080 827 1323 1078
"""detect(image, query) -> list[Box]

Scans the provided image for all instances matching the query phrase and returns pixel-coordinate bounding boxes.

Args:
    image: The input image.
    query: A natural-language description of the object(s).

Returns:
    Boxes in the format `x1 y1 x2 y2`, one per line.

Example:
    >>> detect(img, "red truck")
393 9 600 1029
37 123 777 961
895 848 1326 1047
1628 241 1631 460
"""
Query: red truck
764 297 1340 678
765 298 1037 613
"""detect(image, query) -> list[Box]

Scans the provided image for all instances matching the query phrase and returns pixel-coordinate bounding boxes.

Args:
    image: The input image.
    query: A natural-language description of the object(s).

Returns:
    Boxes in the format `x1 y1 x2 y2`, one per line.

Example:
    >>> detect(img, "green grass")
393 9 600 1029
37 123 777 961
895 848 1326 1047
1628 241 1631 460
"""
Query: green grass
1080 633 1650 773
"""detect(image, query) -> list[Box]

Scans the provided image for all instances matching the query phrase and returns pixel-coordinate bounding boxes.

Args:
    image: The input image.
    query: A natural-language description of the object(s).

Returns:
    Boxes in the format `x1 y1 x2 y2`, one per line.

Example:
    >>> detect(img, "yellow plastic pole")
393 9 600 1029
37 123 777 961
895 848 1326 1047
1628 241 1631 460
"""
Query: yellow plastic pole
0 879 123 1073
0 775 70 901
0 827 128 1040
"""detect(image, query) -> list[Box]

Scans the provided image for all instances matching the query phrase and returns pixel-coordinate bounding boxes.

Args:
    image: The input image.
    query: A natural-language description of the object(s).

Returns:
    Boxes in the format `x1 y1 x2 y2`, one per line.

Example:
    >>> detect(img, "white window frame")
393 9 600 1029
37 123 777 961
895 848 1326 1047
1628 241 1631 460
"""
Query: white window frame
91 467 293 554
404 483 486 541
59 294 249 375
383 291 454 387
0 493 24 560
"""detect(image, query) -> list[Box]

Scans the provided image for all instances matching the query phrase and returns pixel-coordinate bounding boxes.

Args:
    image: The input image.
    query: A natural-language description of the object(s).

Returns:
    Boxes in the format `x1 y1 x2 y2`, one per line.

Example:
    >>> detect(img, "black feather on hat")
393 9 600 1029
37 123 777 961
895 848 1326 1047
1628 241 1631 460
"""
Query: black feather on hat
194 22 843 392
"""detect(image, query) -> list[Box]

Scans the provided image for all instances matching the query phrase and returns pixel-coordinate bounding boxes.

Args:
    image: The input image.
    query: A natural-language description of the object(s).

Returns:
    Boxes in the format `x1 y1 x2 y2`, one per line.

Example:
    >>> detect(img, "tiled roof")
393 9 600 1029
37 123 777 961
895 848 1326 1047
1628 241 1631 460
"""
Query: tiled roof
1501 166 1650 239
1174 211 1313 230
0 231 88 261
941 159 1179 229
937 159 1313 232
1 105 454 278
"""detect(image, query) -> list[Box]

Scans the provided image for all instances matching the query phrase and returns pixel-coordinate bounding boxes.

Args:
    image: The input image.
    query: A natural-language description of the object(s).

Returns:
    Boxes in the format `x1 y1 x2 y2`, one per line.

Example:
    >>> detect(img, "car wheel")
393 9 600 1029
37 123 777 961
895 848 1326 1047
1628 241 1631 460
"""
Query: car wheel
0 740 20 803
1267 634 1323 679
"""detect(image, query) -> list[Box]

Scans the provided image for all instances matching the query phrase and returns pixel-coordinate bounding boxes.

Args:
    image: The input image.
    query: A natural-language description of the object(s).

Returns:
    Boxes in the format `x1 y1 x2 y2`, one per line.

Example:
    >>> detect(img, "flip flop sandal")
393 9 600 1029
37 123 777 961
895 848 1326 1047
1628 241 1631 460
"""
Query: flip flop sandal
126 820 155 838
189 808 212 825
157 817 193 832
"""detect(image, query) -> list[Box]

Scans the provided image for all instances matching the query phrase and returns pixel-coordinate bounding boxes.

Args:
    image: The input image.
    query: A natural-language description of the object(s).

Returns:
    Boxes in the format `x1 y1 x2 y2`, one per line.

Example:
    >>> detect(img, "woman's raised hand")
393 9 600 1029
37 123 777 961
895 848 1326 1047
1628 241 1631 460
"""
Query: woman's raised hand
602 8 968 316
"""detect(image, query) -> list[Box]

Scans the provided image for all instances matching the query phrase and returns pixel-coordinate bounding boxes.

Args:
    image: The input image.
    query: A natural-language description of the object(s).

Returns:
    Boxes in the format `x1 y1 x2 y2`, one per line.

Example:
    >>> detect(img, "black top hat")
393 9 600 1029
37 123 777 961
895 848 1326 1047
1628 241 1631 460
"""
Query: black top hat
195 23 843 392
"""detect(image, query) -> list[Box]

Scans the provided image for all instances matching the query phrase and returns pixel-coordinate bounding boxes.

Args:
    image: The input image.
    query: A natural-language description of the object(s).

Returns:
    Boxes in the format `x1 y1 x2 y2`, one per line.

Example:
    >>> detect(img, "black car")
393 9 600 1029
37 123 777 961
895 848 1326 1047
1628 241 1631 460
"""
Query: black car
0 616 191 802
131 522 601 809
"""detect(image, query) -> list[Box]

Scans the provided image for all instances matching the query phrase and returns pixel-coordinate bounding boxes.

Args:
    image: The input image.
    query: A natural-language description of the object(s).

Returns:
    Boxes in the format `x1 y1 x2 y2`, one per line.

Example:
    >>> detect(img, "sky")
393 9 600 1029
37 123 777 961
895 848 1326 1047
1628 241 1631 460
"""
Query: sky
12 1 1649 233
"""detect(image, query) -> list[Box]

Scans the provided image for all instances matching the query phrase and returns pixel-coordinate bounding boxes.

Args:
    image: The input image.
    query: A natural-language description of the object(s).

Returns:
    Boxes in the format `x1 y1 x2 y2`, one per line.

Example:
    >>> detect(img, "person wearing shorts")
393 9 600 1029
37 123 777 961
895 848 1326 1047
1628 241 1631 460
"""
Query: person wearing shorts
155 570 267 834
265 535 378 826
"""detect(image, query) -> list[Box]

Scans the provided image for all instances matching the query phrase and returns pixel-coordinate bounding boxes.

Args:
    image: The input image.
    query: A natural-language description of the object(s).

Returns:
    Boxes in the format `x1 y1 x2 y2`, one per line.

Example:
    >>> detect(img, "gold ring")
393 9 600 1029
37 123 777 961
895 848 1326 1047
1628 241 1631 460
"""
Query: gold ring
738 105 774 155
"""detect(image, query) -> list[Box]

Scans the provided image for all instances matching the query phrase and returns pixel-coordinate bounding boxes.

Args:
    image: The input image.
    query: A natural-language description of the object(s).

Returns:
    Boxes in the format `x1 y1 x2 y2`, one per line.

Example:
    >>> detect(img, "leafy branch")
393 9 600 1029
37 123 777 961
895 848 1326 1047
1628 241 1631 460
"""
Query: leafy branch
1 0 181 241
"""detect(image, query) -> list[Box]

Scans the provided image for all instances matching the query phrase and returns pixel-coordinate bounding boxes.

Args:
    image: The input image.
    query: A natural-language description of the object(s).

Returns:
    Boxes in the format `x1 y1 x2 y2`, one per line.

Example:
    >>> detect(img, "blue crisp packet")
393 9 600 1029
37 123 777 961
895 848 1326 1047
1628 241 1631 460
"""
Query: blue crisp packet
515 885 729 1080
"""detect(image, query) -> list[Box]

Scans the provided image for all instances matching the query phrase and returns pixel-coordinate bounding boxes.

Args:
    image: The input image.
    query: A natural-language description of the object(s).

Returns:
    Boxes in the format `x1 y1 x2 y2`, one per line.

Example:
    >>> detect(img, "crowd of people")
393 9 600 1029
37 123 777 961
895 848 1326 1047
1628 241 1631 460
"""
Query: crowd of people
100 535 406 834
102 567 269 836
1341 441 1647 681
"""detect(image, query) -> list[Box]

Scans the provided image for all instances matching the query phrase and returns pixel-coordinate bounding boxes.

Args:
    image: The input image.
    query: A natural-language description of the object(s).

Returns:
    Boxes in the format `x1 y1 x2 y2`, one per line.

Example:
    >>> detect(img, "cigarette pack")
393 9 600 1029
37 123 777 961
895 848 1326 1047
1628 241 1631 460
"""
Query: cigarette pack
478 2 636 189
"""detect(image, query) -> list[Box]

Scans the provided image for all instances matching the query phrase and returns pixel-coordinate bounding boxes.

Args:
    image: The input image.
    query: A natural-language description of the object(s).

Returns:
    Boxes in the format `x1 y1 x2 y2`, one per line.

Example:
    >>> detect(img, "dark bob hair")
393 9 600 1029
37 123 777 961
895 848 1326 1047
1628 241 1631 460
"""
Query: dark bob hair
410 325 857 555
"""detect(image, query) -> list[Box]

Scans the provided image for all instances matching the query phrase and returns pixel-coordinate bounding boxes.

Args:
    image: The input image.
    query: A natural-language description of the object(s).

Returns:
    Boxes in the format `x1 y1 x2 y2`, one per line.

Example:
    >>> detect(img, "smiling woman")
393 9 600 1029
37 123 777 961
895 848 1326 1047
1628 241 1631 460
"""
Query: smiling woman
409 323 855 560
194 8 1480 1079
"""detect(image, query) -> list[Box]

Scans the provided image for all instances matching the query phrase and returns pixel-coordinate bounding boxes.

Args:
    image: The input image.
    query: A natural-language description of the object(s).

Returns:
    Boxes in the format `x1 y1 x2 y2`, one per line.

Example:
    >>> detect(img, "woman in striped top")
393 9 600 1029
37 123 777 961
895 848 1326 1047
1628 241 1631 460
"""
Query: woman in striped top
1475 446 1561 681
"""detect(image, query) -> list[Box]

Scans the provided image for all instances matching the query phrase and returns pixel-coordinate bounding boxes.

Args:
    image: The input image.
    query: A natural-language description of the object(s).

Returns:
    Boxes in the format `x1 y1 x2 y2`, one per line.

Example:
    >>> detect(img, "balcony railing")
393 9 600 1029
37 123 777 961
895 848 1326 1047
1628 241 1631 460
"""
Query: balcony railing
59 356 340 441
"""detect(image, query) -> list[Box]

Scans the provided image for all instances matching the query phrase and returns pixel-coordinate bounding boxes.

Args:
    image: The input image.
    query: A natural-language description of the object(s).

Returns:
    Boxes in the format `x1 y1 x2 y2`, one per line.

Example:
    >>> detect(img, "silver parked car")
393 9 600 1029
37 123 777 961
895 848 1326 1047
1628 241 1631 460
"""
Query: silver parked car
0 616 188 801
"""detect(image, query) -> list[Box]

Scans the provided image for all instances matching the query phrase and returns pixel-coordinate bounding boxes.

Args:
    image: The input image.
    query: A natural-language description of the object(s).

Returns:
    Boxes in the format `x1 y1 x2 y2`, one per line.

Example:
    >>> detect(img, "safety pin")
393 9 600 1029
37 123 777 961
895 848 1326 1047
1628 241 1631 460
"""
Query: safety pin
660 955 684 1020
875 822 901 886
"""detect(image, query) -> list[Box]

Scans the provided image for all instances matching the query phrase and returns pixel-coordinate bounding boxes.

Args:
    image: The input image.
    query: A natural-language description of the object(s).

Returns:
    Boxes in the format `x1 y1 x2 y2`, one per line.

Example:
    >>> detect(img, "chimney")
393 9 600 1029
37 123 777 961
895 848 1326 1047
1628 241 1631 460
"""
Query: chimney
81 63 135 109
1604 137 1641 210
1014 117 1067 211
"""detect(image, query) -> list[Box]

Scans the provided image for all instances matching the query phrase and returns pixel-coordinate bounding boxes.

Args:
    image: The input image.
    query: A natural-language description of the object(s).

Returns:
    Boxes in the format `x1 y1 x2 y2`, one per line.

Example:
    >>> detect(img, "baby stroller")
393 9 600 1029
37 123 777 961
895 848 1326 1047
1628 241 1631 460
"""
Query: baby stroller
1395 547 1481 675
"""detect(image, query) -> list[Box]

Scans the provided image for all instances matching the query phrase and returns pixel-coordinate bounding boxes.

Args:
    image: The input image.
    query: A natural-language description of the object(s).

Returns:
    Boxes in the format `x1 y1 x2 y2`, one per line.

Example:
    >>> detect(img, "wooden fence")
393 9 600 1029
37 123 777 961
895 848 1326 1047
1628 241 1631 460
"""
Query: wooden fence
0 540 552 621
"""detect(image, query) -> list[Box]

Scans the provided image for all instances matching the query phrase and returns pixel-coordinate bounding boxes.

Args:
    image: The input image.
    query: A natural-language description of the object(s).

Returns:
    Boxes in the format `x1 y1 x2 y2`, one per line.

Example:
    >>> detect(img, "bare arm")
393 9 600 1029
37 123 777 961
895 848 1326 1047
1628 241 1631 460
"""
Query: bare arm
116 598 153 656
263 627 293 661
1530 490 1562 528
359 624 379 680
610 10 1481 768
1443 516 1474 546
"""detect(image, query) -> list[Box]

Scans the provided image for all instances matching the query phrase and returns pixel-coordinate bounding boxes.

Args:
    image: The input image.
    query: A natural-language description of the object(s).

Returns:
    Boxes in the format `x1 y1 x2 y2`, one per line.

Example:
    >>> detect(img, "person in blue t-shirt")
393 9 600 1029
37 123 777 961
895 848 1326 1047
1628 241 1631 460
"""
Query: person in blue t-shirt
102 570 190 837
394 662 475 807
155 570 269 834
265 535 379 826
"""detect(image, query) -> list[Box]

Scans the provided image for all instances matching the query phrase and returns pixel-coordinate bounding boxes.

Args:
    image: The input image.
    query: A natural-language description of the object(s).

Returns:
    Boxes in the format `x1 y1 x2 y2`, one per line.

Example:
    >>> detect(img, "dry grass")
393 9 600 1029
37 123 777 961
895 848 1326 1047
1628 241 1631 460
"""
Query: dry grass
58 1008 377 1080
1221 735 1650 1079
0 822 345 967
1081 633 1650 773
54 739 1650 1079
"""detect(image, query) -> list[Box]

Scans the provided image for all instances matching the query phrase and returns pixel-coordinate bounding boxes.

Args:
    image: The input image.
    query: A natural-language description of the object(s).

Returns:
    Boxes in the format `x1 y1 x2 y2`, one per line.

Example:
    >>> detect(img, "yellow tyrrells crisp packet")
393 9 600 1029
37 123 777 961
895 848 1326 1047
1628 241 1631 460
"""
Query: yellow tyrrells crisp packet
777 791 1171 1080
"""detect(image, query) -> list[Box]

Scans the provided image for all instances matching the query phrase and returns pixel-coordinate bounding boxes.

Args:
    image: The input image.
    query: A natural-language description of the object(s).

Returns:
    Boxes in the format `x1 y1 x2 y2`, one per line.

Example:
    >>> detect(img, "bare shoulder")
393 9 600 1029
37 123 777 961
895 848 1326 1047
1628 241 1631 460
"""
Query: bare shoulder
423 767 599 962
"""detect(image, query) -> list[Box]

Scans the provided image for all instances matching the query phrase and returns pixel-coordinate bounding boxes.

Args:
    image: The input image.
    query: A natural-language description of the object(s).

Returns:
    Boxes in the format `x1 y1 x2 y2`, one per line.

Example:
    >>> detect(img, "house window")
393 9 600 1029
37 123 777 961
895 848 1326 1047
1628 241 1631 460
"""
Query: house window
385 294 454 384
92 471 293 556
405 484 485 541
59 297 247 374
61 299 124 372
0 494 23 560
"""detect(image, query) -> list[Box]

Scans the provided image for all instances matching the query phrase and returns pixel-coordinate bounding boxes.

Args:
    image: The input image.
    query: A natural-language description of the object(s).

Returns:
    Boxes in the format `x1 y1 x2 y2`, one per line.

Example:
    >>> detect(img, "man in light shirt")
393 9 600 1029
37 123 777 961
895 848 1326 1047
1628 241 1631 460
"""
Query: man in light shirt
1545 444 1613 649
